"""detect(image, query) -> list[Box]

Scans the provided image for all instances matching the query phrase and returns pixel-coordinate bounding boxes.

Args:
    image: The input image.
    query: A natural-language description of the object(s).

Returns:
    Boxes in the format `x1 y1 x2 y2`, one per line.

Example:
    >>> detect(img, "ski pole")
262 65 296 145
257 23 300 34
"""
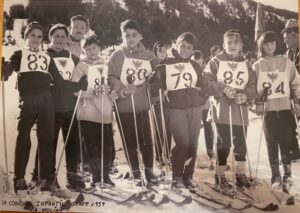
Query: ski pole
255 87 269 179
77 121 84 174
127 75 146 192
1 78 10 193
239 105 253 179
54 90 83 185
228 102 236 194
100 77 105 188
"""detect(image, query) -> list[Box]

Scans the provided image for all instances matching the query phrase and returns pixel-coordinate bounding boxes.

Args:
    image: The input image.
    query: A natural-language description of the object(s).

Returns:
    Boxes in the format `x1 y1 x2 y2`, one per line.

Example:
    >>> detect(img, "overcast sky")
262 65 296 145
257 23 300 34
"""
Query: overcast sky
3 0 299 13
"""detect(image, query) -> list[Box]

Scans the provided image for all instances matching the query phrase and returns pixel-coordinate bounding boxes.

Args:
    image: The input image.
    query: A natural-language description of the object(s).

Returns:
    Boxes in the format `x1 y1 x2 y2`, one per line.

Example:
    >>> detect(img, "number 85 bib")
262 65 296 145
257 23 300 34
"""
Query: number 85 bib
217 61 249 90
20 49 51 73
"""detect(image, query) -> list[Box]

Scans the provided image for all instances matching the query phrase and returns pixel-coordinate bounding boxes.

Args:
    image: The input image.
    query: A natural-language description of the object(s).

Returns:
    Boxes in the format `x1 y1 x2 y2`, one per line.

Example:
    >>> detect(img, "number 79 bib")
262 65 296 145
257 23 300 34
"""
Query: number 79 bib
217 61 249 90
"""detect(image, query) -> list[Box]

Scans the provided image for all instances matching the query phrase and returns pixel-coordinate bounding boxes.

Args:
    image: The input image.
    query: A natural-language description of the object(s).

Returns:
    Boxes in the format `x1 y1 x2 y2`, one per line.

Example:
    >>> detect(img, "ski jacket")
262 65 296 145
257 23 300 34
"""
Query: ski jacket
151 49 206 109
4 47 79 98
253 55 300 111
47 47 80 112
203 51 257 126
72 57 113 123
107 43 159 113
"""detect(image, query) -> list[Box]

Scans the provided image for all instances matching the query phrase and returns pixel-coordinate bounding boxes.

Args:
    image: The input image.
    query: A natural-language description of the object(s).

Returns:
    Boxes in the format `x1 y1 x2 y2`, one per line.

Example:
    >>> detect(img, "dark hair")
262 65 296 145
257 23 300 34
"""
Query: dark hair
83 35 100 48
120 19 140 33
257 31 280 57
153 41 166 56
210 45 221 57
176 32 197 47
223 29 242 41
283 27 299 35
49 23 69 37
192 50 204 60
24 21 45 38
70 15 89 28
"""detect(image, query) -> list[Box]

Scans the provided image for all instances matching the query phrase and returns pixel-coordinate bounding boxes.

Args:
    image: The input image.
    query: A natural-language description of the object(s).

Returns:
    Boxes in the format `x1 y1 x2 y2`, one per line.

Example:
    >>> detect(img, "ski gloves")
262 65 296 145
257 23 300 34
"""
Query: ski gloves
120 84 136 98
223 85 247 105
76 75 88 91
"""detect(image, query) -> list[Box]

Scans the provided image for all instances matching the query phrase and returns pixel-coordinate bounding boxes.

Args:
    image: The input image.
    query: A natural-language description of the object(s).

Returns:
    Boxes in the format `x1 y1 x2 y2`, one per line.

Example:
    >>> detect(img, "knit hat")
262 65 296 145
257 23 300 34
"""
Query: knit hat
120 19 140 33
49 23 69 37
24 21 45 38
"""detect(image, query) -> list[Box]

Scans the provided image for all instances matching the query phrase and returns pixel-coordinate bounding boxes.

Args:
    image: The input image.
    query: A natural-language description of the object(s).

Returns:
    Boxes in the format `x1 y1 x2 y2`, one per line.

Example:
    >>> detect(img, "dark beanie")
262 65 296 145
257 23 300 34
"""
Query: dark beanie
120 19 140 33
24 21 45 38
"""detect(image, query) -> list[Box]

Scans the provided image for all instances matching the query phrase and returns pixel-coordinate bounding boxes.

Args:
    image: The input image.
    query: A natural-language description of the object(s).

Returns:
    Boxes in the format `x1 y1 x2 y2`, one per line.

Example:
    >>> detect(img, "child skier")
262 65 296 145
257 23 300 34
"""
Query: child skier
253 31 300 191
203 29 257 189
1 22 87 192
72 35 116 187
153 32 206 189
107 19 159 186
31 23 86 191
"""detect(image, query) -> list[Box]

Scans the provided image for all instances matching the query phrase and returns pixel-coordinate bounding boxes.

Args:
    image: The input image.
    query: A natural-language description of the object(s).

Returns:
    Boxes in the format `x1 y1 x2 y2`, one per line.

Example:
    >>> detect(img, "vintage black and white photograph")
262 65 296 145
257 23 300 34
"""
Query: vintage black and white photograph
0 0 300 212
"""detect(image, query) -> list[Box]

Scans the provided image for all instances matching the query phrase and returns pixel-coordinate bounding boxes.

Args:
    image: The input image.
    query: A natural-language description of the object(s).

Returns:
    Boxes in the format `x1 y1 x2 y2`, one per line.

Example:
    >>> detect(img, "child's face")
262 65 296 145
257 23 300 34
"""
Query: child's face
50 29 67 51
70 20 88 41
283 32 298 49
84 43 100 60
157 46 167 60
25 29 43 49
177 40 194 59
223 35 242 57
262 41 276 56
122 28 142 49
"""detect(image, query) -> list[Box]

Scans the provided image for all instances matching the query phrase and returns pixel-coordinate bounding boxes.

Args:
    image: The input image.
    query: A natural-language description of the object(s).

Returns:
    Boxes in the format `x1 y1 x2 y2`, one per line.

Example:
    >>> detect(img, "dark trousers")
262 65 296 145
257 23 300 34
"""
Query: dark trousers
81 121 113 182
169 107 202 178
118 110 153 173
290 114 299 151
264 111 292 178
202 109 214 154
33 111 80 178
153 103 172 163
216 124 247 166
15 92 54 179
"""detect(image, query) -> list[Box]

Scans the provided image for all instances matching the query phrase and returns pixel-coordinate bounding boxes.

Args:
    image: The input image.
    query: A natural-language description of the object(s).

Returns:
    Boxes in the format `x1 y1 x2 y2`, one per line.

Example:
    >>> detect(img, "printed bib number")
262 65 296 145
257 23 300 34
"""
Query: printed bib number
120 58 152 86
20 49 51 73
217 61 249 90
166 63 197 91
87 64 108 95
53 57 75 80
258 70 289 99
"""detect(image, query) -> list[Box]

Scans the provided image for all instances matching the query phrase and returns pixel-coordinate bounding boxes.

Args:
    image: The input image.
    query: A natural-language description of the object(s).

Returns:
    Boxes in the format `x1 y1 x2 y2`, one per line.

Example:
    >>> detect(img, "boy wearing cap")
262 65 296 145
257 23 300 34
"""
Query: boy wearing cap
1 22 87 192
152 32 206 189
108 19 159 186
282 19 300 161
203 29 257 190
30 23 87 191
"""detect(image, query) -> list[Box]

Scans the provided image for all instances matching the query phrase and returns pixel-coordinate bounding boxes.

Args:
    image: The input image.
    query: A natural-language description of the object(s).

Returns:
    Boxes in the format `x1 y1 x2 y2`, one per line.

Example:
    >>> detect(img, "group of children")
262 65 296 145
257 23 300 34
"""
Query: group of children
1 15 300 194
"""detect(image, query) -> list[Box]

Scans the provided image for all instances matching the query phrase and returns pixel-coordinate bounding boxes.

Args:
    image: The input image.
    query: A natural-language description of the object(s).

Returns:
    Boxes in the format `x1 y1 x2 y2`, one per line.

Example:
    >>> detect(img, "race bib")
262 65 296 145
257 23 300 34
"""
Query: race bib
20 49 51 73
257 69 289 100
120 57 152 86
217 61 249 90
53 56 75 80
165 62 198 91
87 64 108 94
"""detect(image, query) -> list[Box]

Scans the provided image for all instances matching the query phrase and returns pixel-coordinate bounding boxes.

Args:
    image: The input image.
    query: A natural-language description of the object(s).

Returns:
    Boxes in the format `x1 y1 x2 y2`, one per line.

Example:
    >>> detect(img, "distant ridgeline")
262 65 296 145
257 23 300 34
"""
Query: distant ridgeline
3 0 298 55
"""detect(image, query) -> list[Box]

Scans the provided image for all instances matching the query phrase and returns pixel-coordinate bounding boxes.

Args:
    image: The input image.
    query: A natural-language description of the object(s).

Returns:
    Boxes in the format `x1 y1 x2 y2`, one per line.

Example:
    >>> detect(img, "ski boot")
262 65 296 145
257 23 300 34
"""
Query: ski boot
104 176 115 187
66 172 85 191
145 168 158 186
28 175 39 190
236 174 251 188
183 175 198 189
215 175 232 190
271 176 282 190
172 177 185 190
13 177 28 193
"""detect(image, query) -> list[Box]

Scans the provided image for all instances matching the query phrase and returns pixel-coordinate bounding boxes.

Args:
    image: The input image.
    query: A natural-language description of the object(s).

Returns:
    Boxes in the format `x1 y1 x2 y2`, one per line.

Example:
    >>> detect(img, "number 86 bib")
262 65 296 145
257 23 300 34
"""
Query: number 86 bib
19 49 51 73
217 61 249 90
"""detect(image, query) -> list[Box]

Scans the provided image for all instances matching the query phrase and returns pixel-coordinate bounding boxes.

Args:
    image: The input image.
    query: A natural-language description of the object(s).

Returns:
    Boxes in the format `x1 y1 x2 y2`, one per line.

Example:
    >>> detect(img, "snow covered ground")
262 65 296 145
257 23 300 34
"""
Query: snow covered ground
1 19 300 212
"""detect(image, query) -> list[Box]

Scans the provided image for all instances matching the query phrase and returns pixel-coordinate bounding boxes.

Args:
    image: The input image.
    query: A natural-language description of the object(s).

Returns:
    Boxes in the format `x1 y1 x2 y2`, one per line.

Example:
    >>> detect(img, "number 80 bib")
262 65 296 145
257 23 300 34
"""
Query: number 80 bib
217 61 249 90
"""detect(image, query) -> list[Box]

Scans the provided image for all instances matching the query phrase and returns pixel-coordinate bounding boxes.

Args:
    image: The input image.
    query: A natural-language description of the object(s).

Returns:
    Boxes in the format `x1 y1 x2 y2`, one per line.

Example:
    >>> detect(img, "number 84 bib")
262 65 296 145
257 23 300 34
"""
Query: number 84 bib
217 61 249 90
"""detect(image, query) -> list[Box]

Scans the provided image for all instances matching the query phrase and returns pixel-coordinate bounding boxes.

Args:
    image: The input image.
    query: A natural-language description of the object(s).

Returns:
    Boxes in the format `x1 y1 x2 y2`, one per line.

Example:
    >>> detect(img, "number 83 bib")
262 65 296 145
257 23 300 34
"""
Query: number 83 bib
217 61 249 90
165 62 198 91
20 49 51 73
